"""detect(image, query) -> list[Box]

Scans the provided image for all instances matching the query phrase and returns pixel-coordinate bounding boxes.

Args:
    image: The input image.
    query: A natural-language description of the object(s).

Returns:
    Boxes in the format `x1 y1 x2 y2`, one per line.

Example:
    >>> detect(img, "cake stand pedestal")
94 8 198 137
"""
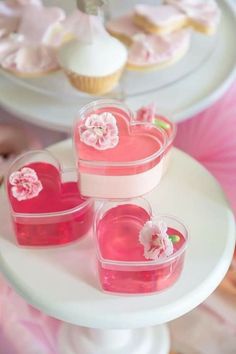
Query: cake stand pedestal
0 141 235 354
58 325 169 354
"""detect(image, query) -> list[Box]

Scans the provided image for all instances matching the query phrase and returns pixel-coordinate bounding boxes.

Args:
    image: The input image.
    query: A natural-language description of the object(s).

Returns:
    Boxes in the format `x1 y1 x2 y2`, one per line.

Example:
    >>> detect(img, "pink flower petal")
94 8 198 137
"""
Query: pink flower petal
100 112 117 125
9 170 22 185
81 129 97 145
9 167 43 201
79 112 119 150
139 218 174 260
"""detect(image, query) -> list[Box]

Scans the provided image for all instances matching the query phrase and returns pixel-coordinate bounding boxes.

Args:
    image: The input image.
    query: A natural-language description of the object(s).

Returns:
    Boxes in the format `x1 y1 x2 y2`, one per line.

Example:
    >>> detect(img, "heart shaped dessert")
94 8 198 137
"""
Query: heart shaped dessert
6 150 94 247
74 99 168 199
95 198 188 295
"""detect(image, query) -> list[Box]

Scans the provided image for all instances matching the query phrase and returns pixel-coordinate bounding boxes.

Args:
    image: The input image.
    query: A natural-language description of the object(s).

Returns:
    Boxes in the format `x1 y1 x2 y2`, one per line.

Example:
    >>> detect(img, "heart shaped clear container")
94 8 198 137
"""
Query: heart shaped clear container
5 150 94 247
94 198 189 295
74 99 169 199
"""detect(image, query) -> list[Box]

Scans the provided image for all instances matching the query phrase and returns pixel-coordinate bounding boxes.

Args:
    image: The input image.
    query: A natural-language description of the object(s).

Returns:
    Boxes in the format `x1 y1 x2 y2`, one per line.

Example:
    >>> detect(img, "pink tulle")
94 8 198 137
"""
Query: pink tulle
61 9 108 43
174 81 236 217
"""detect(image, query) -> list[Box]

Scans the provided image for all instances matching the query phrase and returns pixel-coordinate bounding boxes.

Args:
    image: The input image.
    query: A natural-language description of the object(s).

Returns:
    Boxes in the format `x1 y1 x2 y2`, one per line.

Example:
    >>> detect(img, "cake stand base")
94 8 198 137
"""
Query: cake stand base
58 324 170 354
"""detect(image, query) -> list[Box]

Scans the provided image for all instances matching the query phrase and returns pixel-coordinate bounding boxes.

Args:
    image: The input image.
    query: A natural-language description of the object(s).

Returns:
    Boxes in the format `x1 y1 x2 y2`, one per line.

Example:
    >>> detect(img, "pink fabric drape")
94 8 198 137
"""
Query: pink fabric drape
174 82 236 217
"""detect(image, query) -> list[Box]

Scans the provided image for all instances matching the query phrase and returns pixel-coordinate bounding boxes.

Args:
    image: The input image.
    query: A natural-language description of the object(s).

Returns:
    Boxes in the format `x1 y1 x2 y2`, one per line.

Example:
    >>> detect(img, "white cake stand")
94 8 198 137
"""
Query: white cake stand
0 141 235 354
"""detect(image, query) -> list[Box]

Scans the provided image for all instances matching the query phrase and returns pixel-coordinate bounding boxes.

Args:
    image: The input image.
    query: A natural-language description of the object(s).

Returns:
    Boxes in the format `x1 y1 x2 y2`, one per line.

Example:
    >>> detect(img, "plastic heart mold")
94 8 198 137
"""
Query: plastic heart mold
6 150 94 247
94 198 188 295
74 99 168 199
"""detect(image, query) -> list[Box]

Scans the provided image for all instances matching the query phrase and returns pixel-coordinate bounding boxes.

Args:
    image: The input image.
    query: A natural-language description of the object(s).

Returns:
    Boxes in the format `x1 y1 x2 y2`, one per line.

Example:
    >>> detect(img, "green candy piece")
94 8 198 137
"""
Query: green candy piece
169 235 180 244
154 118 171 131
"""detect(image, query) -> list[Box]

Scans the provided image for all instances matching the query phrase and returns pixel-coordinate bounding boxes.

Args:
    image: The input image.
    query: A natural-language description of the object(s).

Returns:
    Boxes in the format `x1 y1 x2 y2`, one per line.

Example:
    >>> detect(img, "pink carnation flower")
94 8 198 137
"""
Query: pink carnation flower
136 103 156 123
139 218 174 260
79 112 119 150
9 167 42 201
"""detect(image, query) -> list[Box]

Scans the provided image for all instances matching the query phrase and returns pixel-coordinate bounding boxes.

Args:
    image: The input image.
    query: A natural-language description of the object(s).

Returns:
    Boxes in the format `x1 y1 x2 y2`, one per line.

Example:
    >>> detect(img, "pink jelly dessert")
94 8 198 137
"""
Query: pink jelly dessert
74 99 168 199
7 159 94 247
95 201 188 295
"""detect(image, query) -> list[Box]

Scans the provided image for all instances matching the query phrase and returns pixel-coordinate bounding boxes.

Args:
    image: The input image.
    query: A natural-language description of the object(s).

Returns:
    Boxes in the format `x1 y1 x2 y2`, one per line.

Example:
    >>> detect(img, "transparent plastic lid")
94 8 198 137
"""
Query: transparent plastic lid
74 99 168 168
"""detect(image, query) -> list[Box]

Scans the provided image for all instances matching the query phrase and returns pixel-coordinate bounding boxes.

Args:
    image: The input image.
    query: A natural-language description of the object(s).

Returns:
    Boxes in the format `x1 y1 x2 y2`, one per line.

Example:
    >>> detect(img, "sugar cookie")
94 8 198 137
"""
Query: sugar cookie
166 0 221 35
133 4 188 34
127 29 191 71
106 14 142 46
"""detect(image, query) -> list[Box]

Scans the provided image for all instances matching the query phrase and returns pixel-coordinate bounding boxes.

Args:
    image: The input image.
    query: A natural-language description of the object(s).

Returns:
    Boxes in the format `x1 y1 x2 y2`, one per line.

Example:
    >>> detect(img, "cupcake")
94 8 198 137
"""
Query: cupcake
58 34 127 95
57 10 127 95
